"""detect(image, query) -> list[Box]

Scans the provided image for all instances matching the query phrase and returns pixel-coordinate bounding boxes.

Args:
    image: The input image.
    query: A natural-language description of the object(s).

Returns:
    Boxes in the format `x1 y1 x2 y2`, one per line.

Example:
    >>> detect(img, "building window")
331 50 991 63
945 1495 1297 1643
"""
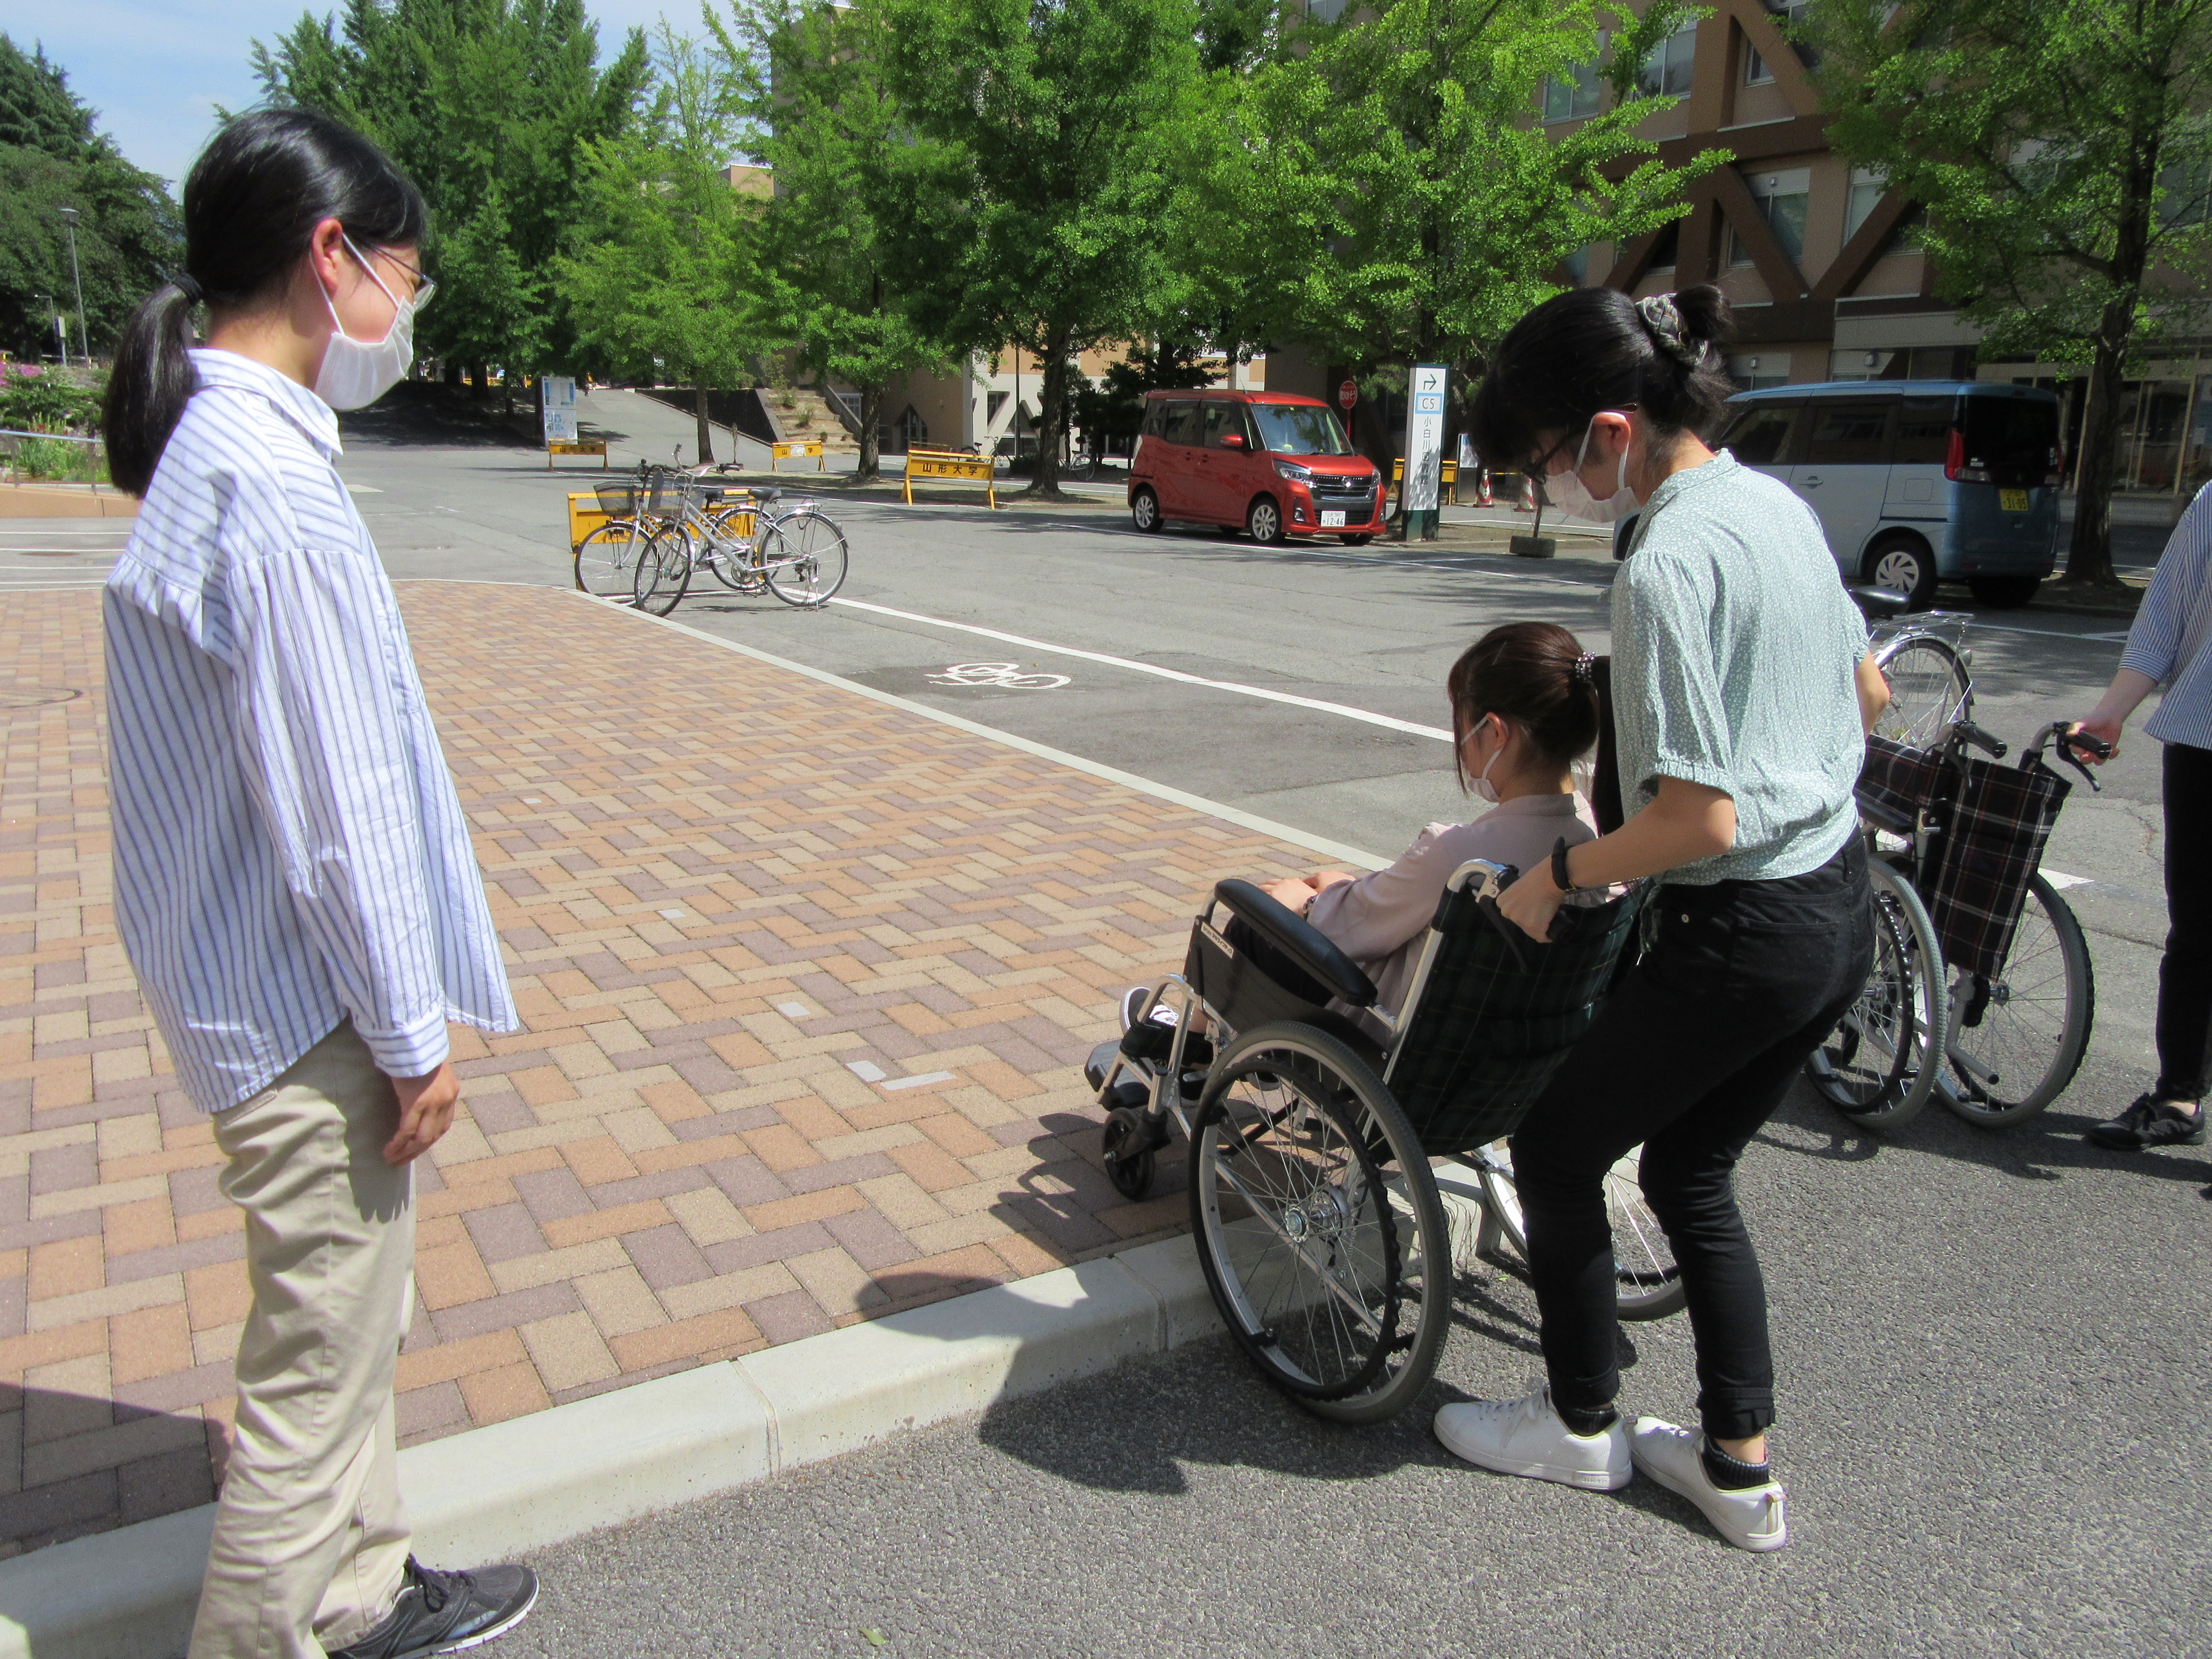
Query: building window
1845 166 1887 243
1727 168 1810 267
1726 353 1790 391
1647 220 1679 273
1636 19 1697 99
1761 0 1817 69
898 406 927 450
1543 58 1602 123
1744 44 1773 84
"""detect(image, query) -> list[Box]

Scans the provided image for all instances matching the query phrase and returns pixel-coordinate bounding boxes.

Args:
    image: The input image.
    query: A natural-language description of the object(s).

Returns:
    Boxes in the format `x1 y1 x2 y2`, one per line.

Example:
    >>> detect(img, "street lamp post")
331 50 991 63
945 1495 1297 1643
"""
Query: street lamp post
56 207 88 364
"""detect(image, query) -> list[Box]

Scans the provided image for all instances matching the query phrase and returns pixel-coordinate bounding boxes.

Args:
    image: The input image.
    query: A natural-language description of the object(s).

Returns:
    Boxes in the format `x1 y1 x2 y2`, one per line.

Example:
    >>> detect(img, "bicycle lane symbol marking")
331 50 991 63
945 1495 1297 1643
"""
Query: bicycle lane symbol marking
926 662 1071 690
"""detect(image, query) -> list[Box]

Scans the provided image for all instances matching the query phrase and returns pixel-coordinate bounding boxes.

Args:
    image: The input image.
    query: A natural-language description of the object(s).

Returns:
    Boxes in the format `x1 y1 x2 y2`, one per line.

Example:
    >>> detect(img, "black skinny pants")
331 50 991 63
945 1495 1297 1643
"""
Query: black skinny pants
1511 837 1874 1441
2158 742 2212 1101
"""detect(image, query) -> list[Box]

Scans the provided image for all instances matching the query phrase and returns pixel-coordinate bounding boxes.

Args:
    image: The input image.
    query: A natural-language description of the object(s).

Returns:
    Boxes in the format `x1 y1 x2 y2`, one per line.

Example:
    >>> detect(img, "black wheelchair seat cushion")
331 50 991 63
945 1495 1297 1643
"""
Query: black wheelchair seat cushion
1388 883 1647 1154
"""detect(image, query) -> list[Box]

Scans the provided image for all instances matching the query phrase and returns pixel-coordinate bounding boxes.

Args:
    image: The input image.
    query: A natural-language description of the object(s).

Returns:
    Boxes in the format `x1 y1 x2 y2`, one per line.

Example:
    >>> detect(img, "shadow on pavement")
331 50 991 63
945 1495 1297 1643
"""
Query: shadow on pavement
337 384 536 451
1758 1078 2212 1191
0 1382 221 1561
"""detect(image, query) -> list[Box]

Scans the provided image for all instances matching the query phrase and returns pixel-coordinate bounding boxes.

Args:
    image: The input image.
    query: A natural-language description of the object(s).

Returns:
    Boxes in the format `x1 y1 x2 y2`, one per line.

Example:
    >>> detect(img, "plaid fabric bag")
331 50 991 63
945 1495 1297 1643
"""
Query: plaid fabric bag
1926 756 2070 978
1387 883 1646 1155
1857 734 1948 832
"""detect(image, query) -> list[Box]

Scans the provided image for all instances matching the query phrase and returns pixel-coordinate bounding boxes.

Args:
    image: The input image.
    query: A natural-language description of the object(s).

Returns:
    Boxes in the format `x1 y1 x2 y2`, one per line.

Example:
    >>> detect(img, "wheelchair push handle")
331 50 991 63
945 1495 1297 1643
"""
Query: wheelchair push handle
1952 718 2007 759
2026 722 2109 792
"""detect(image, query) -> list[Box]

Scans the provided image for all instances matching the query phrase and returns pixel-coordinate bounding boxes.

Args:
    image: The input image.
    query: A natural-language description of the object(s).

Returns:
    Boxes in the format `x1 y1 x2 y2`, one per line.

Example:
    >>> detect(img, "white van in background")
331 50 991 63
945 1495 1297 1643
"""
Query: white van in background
1709 381 2064 608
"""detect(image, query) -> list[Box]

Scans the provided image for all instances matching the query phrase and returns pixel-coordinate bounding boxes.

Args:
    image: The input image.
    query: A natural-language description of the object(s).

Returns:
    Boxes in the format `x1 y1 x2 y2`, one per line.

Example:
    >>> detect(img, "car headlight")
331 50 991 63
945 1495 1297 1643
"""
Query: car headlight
1274 461 1313 483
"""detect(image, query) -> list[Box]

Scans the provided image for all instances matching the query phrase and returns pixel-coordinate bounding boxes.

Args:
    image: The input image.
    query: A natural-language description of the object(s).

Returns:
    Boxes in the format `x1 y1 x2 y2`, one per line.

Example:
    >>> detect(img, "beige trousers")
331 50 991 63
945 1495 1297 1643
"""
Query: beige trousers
189 1022 416 1659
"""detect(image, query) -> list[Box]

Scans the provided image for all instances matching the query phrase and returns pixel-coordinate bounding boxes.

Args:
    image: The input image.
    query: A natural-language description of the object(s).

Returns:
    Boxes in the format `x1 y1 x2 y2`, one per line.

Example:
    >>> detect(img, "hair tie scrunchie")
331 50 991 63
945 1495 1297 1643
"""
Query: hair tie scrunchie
172 272 204 306
1635 292 1704 367
1572 652 1596 684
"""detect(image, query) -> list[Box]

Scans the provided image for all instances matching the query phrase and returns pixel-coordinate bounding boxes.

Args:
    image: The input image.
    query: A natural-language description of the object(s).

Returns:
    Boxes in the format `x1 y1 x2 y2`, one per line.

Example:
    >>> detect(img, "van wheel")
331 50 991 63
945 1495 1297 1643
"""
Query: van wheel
1866 535 1939 611
1968 575 2041 609
1130 487 1164 533
1247 496 1285 545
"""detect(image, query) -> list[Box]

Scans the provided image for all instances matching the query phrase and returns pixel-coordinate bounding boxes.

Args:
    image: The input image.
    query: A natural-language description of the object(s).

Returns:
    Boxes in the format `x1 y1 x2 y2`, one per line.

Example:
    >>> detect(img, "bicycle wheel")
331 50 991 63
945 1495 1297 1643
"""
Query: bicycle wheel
1473 1141 1686 1321
1189 1023 1450 1424
631 527 691 617
1872 636 1971 750
1937 874 2095 1127
706 506 767 594
574 521 644 601
760 509 849 608
1803 854 1945 1129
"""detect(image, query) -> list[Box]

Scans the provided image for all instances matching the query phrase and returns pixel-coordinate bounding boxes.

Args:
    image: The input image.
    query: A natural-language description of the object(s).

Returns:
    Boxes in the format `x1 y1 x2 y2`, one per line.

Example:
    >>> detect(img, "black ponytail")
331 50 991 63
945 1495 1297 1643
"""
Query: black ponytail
1468 285 1737 472
102 108 428 497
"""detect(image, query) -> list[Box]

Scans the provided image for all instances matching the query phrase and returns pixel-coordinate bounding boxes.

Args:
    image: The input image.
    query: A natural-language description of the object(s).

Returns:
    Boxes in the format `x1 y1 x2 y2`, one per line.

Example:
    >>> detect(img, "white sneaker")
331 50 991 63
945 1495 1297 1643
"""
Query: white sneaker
1433 1387 1630 1491
1628 1417 1789 1552
1119 987 1177 1034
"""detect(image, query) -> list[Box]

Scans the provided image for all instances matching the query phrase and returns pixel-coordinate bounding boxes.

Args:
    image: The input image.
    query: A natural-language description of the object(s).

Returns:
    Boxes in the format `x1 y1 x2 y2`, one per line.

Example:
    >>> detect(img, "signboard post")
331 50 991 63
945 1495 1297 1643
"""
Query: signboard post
541 375 579 448
1402 364 1447 541
1337 378 1358 413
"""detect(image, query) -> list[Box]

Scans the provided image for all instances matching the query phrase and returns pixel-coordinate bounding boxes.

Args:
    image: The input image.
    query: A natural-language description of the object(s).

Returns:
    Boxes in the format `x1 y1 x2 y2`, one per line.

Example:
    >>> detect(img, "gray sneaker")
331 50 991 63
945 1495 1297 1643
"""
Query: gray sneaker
326 1557 538 1658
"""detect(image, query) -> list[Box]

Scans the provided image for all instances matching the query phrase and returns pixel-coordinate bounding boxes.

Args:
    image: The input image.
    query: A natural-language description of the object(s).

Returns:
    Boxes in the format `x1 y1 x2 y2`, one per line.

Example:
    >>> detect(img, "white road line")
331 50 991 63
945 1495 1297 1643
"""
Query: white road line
826 596 1455 741
2042 870 2092 890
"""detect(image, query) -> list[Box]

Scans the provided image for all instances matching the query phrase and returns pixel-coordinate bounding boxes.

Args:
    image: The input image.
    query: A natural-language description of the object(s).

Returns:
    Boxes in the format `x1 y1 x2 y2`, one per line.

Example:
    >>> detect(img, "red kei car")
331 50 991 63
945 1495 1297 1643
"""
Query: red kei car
1128 389 1385 545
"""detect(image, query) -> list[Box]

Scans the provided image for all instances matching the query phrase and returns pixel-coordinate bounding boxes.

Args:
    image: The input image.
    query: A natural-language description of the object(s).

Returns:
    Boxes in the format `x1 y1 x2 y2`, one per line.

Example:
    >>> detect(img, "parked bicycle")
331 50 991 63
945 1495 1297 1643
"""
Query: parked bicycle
1807 584 2110 1132
573 462 849 616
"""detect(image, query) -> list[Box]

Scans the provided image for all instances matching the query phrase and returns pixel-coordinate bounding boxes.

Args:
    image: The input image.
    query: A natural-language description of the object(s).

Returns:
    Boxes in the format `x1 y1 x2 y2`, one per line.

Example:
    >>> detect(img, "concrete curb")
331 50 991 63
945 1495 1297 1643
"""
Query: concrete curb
0 1237 1216 1659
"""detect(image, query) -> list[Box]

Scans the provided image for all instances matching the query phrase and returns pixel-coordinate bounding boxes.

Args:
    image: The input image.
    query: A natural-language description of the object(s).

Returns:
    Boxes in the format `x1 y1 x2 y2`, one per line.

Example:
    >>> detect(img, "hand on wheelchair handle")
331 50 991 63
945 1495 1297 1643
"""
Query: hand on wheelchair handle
2064 718 2119 764
1491 866 1568 946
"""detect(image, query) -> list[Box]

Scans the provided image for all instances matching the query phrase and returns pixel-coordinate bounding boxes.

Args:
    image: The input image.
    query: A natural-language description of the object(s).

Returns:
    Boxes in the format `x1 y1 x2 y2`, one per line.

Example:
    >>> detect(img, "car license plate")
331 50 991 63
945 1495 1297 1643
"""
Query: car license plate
2000 488 2029 512
1320 510 1346 527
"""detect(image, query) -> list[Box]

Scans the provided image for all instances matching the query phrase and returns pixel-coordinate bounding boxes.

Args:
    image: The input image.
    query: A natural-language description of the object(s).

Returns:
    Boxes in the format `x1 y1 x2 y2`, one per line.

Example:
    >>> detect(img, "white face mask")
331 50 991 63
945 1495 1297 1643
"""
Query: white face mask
1542 418 1637 524
314 235 417 411
1468 717 1507 804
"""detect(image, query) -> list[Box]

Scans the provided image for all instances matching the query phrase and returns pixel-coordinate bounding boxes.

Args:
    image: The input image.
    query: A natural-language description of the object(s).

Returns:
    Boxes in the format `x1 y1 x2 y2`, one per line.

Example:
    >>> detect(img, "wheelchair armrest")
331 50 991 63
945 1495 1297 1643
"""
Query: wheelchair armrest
1209 880 1379 1010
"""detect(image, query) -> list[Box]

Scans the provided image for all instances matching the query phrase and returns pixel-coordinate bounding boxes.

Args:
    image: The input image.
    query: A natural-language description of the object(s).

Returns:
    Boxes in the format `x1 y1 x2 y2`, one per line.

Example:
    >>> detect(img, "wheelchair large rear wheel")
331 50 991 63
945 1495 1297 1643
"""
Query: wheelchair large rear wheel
1189 1023 1449 1425
1803 855 1944 1130
1473 1141 1687 1321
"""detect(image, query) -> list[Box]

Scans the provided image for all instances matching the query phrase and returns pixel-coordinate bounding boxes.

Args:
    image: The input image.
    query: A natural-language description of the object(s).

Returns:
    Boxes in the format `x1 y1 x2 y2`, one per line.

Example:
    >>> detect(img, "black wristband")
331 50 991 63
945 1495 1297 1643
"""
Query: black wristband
1551 836 1578 895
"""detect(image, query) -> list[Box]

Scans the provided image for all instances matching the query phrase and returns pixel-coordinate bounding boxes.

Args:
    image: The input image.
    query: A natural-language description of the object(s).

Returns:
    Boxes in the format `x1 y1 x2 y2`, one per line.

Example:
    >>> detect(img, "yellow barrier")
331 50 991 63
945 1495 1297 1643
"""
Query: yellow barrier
771 439 824 471
547 439 608 470
902 447 998 509
565 490 757 550
1389 456 1458 506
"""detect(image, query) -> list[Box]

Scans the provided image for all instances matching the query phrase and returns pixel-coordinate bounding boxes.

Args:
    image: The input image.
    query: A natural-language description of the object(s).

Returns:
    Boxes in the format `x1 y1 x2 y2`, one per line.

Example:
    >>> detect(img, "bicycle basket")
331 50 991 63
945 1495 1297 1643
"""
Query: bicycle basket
594 484 637 516
642 472 682 516
1857 735 1947 832
1925 755 2069 978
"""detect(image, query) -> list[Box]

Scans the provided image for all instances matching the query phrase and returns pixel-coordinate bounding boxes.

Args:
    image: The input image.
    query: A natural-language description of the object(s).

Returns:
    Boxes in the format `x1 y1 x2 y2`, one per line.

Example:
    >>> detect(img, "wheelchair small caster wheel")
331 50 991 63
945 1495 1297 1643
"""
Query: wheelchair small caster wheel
1101 1106 1156 1200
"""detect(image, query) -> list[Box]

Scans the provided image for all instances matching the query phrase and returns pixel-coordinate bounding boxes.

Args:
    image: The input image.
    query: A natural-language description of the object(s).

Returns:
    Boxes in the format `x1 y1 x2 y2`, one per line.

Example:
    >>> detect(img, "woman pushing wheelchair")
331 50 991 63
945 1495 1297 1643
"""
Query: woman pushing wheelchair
1436 285 1889 1551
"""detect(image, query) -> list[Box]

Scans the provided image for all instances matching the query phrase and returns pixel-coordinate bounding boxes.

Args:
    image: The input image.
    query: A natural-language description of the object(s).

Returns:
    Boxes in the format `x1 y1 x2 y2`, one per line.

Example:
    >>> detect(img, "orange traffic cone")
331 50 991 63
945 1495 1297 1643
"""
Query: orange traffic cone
1477 466 1493 507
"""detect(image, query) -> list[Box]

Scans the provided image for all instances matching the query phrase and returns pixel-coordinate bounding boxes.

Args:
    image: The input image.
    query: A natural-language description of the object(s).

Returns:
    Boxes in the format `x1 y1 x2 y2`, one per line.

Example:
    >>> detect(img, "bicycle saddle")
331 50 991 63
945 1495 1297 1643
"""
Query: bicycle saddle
754 487 784 504
1849 585 1910 621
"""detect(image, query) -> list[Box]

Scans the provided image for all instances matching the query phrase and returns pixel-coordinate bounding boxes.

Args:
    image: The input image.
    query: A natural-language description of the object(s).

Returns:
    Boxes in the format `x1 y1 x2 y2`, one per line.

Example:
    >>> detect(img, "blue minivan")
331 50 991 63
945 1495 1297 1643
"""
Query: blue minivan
1710 381 2064 608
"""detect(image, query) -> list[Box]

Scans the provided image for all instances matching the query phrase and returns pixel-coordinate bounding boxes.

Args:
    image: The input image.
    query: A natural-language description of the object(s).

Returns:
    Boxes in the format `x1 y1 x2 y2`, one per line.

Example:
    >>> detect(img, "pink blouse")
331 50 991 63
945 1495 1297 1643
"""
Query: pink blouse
1305 792 1601 1021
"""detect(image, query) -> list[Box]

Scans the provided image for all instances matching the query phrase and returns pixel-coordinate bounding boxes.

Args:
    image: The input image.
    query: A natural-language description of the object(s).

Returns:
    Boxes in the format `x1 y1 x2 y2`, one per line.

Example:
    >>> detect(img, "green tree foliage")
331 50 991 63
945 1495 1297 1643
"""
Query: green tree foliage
871 0 1205 497
253 0 649 392
715 0 955 481
0 35 180 361
556 29 791 463
1178 0 1719 460
1068 342 1214 461
1808 0 2212 587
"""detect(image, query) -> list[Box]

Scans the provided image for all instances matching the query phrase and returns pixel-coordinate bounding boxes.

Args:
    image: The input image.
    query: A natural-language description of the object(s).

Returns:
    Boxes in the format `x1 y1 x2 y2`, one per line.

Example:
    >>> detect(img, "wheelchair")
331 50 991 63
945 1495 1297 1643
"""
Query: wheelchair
1084 859 1683 1425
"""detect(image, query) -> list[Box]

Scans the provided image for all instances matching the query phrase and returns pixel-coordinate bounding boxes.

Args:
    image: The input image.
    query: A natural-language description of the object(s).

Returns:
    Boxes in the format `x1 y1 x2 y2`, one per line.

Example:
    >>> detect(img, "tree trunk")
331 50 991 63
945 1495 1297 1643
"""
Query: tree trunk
2065 316 2128 588
694 381 715 466
856 382 882 483
1025 330 1070 498
470 363 488 399
444 359 463 390
501 373 514 419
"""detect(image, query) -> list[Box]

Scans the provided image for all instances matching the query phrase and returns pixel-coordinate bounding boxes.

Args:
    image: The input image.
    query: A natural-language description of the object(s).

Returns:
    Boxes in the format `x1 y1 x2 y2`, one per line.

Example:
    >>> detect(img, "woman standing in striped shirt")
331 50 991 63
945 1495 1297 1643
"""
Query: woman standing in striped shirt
2073 482 2212 1156
101 111 535 1659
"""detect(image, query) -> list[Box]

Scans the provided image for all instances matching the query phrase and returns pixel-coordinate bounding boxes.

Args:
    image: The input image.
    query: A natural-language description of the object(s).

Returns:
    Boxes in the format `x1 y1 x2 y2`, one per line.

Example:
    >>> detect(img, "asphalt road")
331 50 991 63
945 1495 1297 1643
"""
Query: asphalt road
10 390 2206 1654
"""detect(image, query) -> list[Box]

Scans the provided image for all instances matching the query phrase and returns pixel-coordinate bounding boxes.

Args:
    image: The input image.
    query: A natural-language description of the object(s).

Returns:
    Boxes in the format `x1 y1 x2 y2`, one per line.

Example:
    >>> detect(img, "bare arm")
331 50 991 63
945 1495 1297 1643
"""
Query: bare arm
2070 667 2160 762
1856 653 1891 735
1496 777 1736 940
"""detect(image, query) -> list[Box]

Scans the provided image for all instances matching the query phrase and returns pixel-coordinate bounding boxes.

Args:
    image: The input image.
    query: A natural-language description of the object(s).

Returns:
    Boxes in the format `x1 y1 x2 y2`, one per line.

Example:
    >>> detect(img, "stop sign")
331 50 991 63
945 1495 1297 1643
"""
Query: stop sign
1338 379 1358 410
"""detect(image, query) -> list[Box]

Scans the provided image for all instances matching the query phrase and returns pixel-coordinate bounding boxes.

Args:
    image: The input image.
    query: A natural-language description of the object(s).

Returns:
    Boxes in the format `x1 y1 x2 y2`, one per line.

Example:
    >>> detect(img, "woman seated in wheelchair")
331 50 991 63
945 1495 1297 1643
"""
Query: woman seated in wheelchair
1124 620 1607 1040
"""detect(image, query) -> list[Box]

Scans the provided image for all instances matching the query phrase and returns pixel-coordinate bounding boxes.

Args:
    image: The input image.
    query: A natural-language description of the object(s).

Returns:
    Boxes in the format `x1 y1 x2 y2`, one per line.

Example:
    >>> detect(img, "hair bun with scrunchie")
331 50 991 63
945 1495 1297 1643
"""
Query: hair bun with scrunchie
1572 652 1596 685
1635 293 1706 367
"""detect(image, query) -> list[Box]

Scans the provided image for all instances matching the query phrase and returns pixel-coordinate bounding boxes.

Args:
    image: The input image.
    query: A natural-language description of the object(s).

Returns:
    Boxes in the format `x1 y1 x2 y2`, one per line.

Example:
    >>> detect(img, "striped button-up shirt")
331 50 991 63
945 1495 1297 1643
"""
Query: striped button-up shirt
104 349 517 1113
2122 481 2212 751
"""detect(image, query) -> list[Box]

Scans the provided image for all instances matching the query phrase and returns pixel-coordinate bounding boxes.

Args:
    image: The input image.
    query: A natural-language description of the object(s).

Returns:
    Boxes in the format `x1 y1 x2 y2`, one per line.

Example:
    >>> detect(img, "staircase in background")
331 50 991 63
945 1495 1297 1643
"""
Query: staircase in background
761 387 861 455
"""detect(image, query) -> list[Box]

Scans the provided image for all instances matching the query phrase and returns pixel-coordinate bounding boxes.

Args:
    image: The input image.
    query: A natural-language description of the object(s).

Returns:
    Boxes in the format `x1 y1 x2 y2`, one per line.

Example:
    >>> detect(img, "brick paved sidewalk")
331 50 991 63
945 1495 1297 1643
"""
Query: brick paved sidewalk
0 582 1318 1558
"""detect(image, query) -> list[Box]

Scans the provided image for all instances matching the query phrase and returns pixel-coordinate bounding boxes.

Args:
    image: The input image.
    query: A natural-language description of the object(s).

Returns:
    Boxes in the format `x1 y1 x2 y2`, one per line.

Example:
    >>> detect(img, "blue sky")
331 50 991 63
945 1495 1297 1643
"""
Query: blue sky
2 0 678 189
